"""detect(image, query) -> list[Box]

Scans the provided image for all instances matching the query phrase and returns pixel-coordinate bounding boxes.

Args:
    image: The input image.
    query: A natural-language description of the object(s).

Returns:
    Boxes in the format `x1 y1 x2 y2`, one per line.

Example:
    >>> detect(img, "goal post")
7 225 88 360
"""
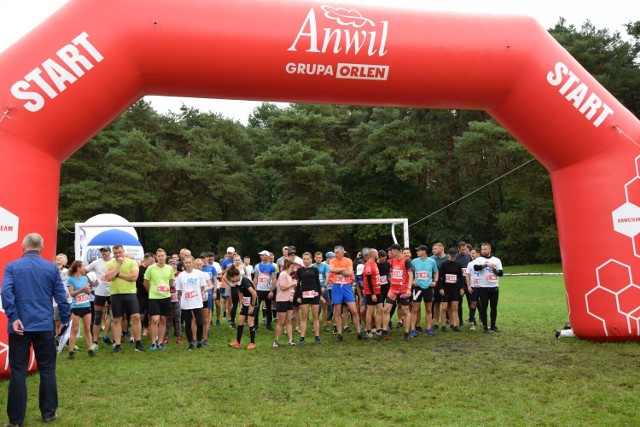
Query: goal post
74 218 410 261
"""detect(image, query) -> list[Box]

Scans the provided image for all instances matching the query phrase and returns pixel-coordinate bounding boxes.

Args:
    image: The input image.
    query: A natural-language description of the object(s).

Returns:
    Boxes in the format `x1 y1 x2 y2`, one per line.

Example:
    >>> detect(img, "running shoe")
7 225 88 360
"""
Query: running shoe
409 330 417 338
315 337 322 345
299 337 305 345
202 339 211 346
441 326 447 333
149 344 157 351
415 326 423 333
323 325 330 333
266 325 274 331
102 336 112 345
176 337 183 344
135 343 146 352
343 326 353 333
425 329 434 337
112 345 122 354
490 326 501 333
229 322 236 329
68 351 74 360
88 349 96 357
273 341 279 348
451 326 461 333
216 320 221 327
187 343 195 351
90 343 98 351
197 342 203 348
388 321 394 330
403 335 409 342
366 332 374 338
357 333 366 341
378 332 389 341
288 339 296 346
228 340 241 348
128 339 134 347
432 323 439 330
470 323 476 331
484 326 490 333
336 334 343 343
262 319 267 326
247 343 256 349
295 327 301 335
397 321 403 329
158 344 168 350
332 325 338 335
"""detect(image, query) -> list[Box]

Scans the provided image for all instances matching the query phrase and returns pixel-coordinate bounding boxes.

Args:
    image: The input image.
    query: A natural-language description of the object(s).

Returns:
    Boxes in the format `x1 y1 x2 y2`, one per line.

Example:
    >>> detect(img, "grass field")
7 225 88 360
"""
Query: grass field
1 275 639 426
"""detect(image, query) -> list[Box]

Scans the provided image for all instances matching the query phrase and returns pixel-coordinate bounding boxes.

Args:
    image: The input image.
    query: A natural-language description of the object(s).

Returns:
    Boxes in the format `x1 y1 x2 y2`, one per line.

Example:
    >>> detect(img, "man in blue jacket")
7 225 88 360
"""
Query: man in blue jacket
1 232 70 426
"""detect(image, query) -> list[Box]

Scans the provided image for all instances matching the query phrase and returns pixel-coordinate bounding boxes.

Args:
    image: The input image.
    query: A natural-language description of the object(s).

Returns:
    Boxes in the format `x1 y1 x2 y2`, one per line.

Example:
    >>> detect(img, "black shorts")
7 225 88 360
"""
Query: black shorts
365 294 382 305
94 295 111 307
215 289 221 300
239 304 258 317
441 286 460 303
379 284 390 301
148 297 172 317
71 307 92 317
299 295 320 305
276 301 294 312
468 287 480 302
111 294 140 318
137 292 149 313
412 287 434 303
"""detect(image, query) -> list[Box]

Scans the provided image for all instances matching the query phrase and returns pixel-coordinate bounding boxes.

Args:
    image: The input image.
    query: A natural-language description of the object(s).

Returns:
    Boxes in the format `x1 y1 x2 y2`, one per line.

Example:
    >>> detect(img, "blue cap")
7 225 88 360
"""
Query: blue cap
325 251 335 259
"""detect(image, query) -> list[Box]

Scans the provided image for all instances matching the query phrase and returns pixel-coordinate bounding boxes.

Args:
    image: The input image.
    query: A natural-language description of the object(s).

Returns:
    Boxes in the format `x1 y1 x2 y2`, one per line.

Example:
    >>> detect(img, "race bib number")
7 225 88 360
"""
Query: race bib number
379 276 388 285
473 279 480 285
486 274 497 281
75 293 88 303
417 271 429 280
171 292 179 302
202 291 208 301
335 274 348 284
445 274 457 284
289 292 294 302
258 275 270 284
461 267 467 274
184 291 198 300
156 284 170 294
302 290 317 299
242 296 251 306
318 273 324 282
392 269 403 279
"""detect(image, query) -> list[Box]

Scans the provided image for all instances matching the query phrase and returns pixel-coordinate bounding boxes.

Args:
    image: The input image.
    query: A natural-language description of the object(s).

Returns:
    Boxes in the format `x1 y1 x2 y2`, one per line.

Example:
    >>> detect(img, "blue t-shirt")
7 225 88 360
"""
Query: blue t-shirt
202 264 217 297
68 275 91 309
430 255 448 269
221 258 233 271
413 257 438 289
314 262 330 287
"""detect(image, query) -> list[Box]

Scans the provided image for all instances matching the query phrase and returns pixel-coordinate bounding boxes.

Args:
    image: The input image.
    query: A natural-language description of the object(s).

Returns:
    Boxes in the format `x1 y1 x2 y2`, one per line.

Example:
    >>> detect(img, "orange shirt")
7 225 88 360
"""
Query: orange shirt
328 257 354 285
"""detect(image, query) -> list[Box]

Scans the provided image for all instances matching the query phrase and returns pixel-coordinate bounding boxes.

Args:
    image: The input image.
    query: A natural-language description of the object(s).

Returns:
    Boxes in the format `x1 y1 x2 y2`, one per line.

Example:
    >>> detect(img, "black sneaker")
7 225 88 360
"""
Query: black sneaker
343 326 353 333
490 326 501 333
315 337 322 344
357 333 365 340
112 345 122 354
299 337 306 345
68 351 74 360
266 325 274 331
388 321 394 330
135 343 146 352
441 326 447 333
397 321 403 329
187 343 196 351
336 334 343 343
483 326 490 333
87 349 96 357
332 325 338 335
451 326 461 333
102 336 112 345
197 342 203 349
415 326 423 333
433 323 439 330
42 413 59 423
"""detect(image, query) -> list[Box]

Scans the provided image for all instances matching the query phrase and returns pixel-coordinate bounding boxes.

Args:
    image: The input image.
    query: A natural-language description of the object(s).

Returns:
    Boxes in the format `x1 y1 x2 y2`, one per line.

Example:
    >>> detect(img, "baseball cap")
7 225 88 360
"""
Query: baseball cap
389 243 402 251
200 252 208 258
325 251 335 259
448 247 458 256
288 246 296 254
415 245 429 251
258 250 270 256
99 246 110 252
226 246 235 253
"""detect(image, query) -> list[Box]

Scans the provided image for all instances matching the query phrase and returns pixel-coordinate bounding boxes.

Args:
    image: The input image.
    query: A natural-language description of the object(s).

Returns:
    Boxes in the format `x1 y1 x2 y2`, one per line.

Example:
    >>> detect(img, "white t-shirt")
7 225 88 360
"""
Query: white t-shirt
470 256 503 288
87 258 110 296
174 270 205 310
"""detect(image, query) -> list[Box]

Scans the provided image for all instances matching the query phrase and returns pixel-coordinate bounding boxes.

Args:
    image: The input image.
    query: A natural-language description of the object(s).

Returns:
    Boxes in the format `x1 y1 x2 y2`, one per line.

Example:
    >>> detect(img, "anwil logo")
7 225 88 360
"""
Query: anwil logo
286 6 390 80
287 5 388 57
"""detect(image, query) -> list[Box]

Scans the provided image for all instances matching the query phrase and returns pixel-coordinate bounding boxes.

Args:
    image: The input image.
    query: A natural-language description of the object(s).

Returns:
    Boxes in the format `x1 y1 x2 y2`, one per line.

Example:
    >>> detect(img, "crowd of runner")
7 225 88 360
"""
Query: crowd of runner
54 241 503 356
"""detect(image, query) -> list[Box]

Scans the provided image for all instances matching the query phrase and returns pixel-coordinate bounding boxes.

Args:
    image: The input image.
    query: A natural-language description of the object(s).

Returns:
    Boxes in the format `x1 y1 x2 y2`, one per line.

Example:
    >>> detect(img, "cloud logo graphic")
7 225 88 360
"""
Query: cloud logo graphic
321 5 374 28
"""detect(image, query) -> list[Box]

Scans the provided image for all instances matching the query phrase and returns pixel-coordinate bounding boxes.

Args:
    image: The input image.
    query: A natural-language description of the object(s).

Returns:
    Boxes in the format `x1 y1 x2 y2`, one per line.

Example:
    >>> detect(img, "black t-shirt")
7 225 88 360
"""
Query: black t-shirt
437 260 464 288
295 266 321 300
137 265 147 294
456 253 472 269
238 277 255 305
377 261 391 287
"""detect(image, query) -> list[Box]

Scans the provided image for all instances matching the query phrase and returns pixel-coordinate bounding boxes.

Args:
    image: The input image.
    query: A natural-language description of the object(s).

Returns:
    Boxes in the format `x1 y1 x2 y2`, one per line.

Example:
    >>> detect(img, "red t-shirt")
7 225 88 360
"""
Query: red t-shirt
363 260 380 295
389 257 413 291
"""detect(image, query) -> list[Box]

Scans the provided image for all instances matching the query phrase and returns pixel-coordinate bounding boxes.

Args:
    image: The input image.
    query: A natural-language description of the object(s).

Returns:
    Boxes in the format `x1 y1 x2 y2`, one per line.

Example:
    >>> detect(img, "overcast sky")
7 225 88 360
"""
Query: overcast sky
0 0 636 123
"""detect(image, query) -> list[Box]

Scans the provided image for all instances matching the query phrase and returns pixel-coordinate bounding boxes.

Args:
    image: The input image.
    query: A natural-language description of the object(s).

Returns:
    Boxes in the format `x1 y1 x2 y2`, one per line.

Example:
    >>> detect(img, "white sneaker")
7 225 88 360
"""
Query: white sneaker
273 341 279 348
90 343 98 351
470 323 476 331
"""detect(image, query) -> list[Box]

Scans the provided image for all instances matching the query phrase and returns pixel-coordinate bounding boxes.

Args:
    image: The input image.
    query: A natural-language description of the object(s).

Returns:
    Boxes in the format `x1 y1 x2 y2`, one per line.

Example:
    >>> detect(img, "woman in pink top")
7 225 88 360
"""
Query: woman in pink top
270 259 297 347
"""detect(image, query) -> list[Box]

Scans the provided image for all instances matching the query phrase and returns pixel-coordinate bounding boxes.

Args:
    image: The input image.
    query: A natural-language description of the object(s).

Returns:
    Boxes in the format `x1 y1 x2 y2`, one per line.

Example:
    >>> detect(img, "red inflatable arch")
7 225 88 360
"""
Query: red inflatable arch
0 0 639 369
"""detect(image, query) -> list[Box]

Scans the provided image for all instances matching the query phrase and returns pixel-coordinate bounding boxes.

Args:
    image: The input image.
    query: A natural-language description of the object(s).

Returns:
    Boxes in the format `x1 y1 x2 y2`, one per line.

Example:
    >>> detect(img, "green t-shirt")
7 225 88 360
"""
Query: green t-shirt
105 257 138 295
144 264 175 300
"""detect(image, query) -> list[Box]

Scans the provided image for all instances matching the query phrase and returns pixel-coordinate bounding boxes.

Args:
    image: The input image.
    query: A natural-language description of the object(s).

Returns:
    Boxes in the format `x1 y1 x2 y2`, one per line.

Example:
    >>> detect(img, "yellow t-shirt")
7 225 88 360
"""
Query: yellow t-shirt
105 257 138 295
